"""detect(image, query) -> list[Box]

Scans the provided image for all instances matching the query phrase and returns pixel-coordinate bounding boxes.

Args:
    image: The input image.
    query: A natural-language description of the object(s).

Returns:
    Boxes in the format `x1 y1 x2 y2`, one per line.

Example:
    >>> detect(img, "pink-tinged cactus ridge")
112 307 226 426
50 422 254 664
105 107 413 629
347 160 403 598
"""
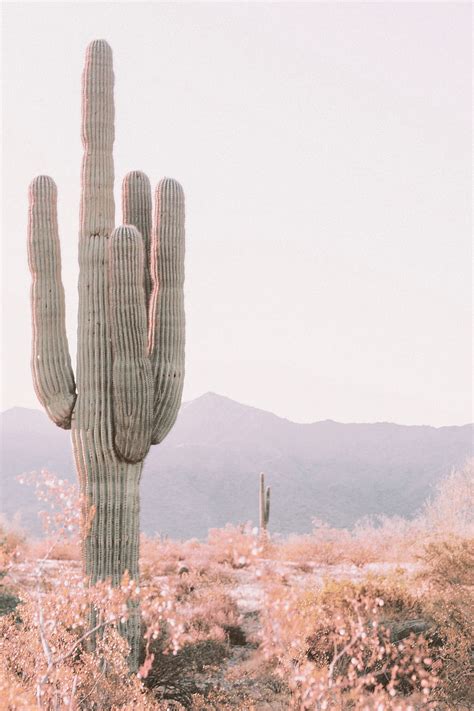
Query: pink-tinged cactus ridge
27 39 186 668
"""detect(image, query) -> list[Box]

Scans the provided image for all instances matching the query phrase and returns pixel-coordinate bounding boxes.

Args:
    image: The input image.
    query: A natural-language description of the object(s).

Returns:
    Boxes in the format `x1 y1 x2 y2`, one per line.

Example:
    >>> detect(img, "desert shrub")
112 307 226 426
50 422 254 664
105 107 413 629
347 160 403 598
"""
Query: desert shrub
190 690 254 710
140 535 235 590
422 459 474 537
421 536 474 588
0 554 208 709
260 576 440 709
137 546 251 707
274 525 351 566
412 461 474 707
0 569 155 708
140 534 200 578
349 515 427 566
273 516 426 569
142 630 229 707
260 548 474 711
416 535 474 707
27 537 81 561
0 516 27 626
0 513 27 568
181 586 240 640
207 523 264 568
0 666 38 708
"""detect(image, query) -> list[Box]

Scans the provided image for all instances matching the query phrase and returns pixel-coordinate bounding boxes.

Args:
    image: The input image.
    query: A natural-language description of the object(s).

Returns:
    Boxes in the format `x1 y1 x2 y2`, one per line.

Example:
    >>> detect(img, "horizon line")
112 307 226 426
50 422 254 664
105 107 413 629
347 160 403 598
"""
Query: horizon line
2 391 473 430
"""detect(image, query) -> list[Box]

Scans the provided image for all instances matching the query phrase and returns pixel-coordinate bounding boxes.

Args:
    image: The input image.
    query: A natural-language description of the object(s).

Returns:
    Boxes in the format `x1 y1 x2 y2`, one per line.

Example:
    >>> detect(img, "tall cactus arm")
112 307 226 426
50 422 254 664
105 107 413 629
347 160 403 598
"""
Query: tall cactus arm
27 176 76 429
109 225 152 463
122 171 153 303
148 178 185 444
80 39 115 239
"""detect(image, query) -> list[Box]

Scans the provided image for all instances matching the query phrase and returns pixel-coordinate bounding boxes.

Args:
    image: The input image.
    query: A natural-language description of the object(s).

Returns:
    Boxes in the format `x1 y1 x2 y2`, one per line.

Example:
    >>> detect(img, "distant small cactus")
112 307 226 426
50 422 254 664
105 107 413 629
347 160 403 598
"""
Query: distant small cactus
259 472 271 532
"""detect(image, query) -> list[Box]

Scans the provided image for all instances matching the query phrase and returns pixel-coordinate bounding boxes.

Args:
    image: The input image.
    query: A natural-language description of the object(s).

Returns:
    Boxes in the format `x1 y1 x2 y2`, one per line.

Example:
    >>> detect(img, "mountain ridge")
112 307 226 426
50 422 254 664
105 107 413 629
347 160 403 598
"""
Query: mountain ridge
1 393 472 539
4 391 472 429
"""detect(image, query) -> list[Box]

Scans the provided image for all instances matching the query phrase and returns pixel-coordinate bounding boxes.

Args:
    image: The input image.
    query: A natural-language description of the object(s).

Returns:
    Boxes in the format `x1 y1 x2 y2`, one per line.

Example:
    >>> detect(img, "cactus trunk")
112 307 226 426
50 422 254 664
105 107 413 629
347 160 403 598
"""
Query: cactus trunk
72 230 143 587
259 472 271 532
28 40 185 671
72 426 142 663
72 226 144 663
74 44 143 591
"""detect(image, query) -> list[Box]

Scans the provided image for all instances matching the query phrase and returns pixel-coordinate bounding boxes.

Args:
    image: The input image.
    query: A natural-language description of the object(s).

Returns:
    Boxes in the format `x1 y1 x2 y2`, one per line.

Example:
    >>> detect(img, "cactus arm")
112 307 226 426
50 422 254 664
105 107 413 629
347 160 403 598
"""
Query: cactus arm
109 225 152 463
265 486 271 525
122 171 153 303
80 39 115 239
27 176 76 429
148 178 185 444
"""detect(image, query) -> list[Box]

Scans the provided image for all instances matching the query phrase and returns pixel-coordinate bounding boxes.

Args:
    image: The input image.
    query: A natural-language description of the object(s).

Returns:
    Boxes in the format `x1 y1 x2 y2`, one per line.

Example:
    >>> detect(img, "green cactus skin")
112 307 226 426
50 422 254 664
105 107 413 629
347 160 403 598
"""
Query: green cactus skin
27 40 185 669
259 472 271 532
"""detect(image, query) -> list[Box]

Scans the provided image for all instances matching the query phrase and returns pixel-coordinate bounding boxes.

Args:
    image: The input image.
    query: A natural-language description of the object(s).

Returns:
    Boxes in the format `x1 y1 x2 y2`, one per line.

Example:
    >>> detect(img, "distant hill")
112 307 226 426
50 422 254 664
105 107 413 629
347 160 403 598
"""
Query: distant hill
1 393 472 538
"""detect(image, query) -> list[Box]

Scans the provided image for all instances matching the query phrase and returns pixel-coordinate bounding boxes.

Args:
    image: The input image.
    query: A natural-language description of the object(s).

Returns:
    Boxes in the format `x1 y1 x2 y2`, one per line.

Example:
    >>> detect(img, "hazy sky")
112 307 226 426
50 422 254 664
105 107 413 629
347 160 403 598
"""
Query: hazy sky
1 2 472 426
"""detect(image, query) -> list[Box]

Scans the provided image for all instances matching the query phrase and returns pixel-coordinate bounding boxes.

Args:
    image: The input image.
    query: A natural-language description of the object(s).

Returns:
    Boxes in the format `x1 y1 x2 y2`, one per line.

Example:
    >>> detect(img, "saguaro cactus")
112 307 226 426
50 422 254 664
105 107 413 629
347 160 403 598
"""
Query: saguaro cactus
259 472 271 532
27 40 185 668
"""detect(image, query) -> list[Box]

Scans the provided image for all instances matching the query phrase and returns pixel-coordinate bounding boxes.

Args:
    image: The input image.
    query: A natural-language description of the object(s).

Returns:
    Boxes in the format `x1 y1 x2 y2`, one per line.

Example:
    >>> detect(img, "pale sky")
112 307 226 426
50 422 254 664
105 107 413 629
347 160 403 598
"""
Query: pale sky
1 1 472 426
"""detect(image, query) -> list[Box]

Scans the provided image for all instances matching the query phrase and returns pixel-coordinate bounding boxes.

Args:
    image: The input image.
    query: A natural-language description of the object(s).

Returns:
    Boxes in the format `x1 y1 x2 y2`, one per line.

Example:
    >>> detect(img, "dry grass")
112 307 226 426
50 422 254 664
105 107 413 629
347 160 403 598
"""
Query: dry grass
26 537 82 561
0 513 27 567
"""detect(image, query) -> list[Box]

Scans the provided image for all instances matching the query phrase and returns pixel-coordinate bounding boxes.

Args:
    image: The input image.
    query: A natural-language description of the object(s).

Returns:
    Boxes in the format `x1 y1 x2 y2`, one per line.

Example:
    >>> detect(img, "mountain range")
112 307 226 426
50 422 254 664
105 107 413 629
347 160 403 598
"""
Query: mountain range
1 393 472 539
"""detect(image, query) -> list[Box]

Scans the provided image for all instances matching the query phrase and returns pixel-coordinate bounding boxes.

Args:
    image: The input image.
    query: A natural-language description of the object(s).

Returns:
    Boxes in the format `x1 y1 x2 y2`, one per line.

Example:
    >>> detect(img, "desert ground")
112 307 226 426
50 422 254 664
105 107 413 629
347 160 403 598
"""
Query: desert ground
1 462 472 710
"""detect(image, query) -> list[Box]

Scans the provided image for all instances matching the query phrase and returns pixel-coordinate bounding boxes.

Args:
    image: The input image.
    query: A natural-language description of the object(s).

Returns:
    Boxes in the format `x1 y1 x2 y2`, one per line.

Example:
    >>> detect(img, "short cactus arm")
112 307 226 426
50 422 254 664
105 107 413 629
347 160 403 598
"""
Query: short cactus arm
122 171 153 303
109 225 152 463
148 178 186 444
27 176 76 429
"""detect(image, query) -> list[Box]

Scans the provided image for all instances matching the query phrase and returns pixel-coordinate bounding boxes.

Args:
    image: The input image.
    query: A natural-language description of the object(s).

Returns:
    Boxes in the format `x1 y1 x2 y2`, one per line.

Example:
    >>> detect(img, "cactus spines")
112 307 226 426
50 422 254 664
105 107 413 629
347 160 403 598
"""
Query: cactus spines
27 39 185 669
259 472 271 532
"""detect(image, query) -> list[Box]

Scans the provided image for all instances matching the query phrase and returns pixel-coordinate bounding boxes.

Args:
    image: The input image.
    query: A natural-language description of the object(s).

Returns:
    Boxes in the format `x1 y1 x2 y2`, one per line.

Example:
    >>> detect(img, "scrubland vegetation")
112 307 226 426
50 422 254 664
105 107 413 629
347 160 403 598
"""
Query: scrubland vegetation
0 460 472 710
